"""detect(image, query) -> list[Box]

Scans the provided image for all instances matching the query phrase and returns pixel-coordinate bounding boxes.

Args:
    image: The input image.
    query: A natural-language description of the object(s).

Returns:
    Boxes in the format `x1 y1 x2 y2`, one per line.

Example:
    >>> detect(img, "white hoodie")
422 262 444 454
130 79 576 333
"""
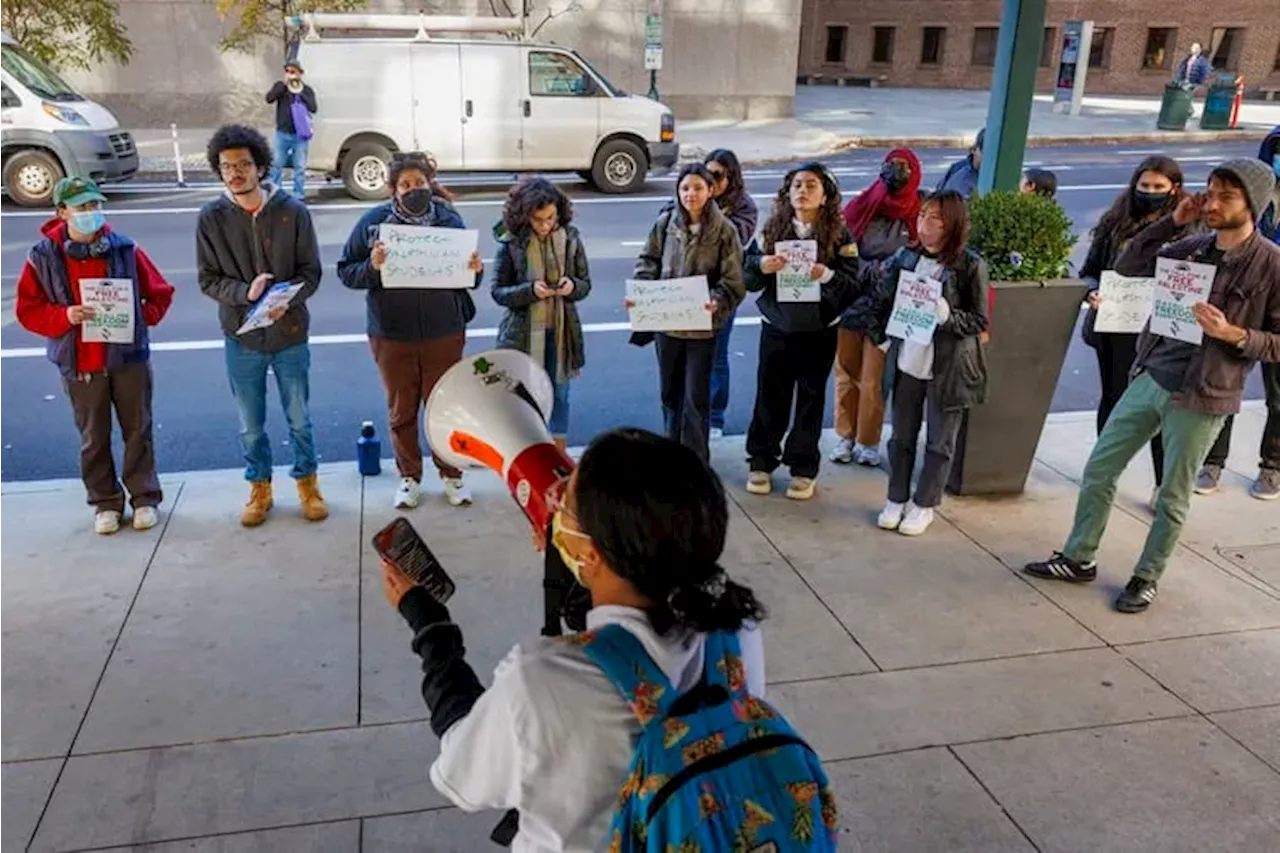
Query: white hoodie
429 605 766 852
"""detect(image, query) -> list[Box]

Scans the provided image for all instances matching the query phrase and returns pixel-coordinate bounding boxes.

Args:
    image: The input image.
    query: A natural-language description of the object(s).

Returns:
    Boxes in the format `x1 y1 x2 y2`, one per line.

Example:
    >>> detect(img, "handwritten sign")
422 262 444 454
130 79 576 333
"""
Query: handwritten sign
774 239 819 303
380 224 479 290
1152 257 1214 345
237 282 305 335
1094 271 1156 334
885 270 943 345
80 279 134 344
625 276 712 333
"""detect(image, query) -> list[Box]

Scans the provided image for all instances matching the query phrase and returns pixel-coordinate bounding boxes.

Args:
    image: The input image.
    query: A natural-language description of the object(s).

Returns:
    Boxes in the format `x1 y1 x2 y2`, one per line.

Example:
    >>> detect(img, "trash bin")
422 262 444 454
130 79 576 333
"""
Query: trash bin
1157 82 1194 131
1200 75 1242 130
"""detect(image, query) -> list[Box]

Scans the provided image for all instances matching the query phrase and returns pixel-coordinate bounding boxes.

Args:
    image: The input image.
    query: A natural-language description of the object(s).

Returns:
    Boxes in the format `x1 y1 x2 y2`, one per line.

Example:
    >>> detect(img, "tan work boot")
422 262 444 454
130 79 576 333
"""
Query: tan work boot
297 474 329 521
241 480 273 527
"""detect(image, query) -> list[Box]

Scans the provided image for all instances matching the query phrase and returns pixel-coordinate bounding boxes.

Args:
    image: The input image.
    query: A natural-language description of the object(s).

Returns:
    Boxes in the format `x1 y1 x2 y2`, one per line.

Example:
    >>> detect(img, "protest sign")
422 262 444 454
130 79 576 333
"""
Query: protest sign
380 224 479 289
1151 257 1214 345
80 279 135 344
1094 271 1155 334
237 282 306 335
885 270 943 345
774 239 819 303
625 276 712 333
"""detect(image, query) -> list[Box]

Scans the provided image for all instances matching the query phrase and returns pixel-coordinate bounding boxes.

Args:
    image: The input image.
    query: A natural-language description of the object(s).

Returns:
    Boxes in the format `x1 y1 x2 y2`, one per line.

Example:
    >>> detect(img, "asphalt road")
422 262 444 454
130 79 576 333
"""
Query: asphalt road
1 140 1266 483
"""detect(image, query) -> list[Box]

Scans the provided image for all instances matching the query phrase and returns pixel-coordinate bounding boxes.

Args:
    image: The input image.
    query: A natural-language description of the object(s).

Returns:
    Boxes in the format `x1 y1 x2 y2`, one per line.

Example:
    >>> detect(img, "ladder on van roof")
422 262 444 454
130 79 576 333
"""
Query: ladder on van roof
290 13 526 42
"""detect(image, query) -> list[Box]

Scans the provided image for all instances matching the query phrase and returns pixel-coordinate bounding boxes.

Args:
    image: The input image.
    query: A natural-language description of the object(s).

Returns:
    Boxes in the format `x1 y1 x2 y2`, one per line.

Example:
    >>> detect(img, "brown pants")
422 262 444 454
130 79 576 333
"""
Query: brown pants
370 333 465 481
64 362 163 513
833 328 886 447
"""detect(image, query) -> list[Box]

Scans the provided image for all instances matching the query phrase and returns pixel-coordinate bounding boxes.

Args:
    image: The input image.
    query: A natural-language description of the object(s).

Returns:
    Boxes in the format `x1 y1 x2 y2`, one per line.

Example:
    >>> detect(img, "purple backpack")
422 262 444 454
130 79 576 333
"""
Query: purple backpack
290 94 313 141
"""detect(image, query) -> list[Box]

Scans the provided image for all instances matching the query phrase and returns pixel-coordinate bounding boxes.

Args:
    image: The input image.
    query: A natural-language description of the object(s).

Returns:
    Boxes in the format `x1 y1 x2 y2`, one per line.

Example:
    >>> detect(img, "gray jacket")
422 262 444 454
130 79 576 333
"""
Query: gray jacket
633 201 744 340
491 224 592 372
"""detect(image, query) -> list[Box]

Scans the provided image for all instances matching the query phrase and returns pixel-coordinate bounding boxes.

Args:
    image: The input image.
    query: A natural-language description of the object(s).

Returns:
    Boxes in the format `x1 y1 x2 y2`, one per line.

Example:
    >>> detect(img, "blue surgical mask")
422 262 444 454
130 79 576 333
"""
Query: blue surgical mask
70 209 105 235
1272 159 1280 181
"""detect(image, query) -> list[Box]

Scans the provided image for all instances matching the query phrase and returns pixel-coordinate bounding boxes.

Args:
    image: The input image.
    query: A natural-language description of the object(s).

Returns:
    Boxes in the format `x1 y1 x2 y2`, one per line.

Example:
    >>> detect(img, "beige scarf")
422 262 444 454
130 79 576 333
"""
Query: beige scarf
525 228 571 382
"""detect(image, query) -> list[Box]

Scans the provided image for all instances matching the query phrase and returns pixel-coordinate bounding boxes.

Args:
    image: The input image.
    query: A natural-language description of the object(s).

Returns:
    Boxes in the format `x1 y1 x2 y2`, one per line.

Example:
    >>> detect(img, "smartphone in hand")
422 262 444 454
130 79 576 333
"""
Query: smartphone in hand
372 517 456 605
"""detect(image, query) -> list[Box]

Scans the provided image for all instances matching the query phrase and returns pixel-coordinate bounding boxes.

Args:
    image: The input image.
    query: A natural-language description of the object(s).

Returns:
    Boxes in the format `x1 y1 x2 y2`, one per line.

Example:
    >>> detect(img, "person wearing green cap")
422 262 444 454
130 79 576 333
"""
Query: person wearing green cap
1025 159 1280 614
15 176 175 535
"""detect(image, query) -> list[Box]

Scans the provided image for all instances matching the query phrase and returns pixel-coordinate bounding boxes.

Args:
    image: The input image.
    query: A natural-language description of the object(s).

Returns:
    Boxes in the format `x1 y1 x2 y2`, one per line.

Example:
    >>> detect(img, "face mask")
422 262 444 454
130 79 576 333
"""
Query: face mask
70 209 105 236
880 161 910 194
551 509 590 586
398 188 433 217
1272 159 1280 181
1132 190 1170 215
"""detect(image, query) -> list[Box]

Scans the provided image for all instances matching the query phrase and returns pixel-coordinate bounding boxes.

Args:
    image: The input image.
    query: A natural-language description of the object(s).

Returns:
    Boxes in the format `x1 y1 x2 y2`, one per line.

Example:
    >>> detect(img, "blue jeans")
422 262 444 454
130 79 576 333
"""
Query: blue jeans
542 331 571 438
224 338 317 482
270 131 308 198
710 307 736 430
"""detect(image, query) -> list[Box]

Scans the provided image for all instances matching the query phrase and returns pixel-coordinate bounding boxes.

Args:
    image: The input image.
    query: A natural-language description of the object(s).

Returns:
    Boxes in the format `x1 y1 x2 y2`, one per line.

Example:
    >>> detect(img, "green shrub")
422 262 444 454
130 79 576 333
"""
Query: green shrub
967 190 1077 282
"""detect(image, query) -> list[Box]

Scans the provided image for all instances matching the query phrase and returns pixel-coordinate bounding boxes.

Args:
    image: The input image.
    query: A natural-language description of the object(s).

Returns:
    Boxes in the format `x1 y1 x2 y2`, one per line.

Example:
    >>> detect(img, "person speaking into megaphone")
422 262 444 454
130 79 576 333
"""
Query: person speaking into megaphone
378 428 769 850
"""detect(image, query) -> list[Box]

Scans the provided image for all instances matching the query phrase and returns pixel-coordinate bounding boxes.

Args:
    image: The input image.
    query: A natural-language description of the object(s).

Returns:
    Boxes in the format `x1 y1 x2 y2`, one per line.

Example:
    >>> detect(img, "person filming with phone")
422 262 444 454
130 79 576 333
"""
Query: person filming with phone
377 428 836 851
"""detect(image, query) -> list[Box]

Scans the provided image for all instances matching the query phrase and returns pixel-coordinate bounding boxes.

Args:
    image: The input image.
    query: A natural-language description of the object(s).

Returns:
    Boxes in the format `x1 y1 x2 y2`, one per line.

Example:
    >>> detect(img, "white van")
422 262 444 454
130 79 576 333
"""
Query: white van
293 14 678 199
1 33 137 207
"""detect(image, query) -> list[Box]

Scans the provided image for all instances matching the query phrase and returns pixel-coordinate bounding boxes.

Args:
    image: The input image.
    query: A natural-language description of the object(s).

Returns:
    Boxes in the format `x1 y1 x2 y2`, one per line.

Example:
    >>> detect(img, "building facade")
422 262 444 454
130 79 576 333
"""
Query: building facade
799 0 1280 97
64 0 803 128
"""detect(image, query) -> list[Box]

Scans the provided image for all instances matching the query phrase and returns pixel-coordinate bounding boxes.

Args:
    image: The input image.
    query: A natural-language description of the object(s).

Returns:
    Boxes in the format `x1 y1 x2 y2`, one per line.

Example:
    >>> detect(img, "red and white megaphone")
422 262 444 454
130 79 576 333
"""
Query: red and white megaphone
425 349 574 531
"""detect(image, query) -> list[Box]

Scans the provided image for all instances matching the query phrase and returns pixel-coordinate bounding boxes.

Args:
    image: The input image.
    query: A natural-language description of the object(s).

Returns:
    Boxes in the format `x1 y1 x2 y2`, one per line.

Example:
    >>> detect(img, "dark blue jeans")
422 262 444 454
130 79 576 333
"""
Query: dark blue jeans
224 338 317 482
270 131 308 198
710 307 737 430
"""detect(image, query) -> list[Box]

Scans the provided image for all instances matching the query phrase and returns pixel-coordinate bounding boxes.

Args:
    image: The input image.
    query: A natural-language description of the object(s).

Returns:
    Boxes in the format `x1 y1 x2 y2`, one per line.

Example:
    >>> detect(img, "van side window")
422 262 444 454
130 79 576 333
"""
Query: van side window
529 51 595 97
1 83 20 108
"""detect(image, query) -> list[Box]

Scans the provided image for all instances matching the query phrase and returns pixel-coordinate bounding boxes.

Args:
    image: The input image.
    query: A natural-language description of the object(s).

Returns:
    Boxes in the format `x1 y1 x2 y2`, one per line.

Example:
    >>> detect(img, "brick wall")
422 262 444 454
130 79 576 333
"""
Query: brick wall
799 0 1280 98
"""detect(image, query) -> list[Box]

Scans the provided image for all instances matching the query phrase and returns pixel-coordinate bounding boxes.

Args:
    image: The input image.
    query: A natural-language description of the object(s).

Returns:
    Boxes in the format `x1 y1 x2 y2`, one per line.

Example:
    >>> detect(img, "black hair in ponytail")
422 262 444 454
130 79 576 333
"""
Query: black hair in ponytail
573 428 767 635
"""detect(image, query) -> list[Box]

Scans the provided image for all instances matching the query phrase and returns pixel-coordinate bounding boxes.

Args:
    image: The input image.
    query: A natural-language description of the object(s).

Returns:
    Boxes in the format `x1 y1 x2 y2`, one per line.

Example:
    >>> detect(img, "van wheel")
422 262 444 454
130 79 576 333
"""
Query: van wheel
342 142 393 201
590 139 646 194
4 150 64 207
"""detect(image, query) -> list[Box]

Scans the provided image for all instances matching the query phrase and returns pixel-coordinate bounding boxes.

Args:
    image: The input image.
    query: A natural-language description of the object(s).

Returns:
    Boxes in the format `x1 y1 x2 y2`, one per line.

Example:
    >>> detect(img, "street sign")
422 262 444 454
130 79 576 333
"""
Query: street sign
1053 20 1093 115
644 45 663 71
645 14 661 45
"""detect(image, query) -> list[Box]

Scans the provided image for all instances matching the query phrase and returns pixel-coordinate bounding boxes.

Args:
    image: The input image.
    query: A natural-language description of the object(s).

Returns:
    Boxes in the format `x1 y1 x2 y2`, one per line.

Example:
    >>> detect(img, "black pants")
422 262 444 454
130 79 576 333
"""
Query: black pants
888 370 965 508
1095 332 1165 485
655 334 715 461
64 362 163 513
747 323 838 479
1204 361 1280 471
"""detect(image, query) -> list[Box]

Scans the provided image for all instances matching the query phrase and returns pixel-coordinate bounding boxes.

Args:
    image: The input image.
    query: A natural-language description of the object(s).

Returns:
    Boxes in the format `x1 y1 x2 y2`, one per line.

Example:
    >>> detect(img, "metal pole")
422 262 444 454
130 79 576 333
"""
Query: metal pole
648 70 659 101
170 123 186 188
979 0 1047 194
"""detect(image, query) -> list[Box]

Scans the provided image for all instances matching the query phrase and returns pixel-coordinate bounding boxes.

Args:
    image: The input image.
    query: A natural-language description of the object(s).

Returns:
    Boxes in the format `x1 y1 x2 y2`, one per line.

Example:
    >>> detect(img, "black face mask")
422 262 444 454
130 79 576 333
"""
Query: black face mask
1132 190 1171 215
398 188 433 217
880 161 910 194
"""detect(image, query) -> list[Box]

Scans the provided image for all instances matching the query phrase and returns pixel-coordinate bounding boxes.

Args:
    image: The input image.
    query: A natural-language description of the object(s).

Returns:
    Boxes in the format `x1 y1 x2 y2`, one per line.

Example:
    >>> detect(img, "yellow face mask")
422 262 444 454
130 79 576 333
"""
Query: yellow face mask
551 508 591 586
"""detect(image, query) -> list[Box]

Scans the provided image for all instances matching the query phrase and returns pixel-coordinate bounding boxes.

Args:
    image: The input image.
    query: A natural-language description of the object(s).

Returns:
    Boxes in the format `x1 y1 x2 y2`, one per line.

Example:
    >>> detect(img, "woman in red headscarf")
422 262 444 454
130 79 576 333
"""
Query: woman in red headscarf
829 148 922 467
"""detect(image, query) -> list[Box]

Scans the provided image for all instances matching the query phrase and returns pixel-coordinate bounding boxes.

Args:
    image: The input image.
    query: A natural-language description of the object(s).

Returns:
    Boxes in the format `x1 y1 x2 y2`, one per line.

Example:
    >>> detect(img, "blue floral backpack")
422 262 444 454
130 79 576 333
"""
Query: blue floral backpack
576 623 839 853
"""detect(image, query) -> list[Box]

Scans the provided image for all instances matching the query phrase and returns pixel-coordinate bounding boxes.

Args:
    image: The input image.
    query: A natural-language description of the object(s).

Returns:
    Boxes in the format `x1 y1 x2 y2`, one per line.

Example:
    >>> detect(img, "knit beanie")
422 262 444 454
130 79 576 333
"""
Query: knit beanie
1214 158 1277 220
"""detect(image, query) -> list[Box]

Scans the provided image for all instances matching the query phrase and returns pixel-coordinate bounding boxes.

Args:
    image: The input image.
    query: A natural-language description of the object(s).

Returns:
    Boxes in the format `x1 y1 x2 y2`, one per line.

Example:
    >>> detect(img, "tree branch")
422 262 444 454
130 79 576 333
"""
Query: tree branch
527 1 582 40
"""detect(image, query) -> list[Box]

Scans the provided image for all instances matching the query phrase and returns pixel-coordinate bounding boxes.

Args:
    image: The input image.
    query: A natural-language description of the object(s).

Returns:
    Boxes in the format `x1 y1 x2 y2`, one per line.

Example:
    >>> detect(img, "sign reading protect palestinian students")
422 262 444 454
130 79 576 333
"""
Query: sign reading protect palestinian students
79 278 134 344
774 239 819 303
625 276 712 333
885 270 943 345
1151 257 1215 345
1094 271 1156 334
380 224 479 290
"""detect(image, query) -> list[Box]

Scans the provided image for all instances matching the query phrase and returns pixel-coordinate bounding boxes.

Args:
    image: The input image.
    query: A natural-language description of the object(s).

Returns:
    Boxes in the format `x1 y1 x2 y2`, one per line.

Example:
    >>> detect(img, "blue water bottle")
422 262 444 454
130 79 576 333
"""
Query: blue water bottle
357 421 381 476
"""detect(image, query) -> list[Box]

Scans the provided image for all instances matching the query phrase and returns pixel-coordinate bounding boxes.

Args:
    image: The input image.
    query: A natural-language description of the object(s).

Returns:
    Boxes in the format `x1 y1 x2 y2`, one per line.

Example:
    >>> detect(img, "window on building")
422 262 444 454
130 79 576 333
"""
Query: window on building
1040 28 1056 67
824 25 848 64
1143 28 1177 70
1088 27 1113 69
972 27 999 66
921 27 945 65
872 26 896 64
1209 28 1243 71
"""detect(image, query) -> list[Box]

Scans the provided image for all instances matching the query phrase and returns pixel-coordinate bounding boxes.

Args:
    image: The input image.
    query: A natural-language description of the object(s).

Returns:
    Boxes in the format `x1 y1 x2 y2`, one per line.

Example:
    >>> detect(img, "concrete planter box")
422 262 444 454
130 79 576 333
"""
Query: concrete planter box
947 278 1088 496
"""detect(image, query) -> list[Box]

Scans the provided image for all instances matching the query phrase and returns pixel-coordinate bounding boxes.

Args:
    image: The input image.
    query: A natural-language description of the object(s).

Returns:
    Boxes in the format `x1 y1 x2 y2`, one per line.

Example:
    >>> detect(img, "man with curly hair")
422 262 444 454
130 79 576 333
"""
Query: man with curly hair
197 124 326 527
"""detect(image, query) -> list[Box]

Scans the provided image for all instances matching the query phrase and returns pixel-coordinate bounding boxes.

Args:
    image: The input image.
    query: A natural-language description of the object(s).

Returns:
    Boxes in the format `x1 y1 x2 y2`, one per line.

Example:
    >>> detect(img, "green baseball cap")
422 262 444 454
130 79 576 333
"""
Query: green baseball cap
52 176 107 207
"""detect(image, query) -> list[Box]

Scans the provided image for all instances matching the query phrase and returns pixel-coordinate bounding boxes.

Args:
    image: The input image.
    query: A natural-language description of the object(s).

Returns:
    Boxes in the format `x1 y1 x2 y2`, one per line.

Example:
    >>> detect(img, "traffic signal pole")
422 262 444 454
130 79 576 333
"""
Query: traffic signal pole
979 0 1048 194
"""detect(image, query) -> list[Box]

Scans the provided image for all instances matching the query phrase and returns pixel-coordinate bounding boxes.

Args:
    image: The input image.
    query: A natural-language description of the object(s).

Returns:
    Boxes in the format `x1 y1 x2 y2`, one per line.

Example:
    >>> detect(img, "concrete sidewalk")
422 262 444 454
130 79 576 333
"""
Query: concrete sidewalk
132 85 1280 175
3 411 1279 852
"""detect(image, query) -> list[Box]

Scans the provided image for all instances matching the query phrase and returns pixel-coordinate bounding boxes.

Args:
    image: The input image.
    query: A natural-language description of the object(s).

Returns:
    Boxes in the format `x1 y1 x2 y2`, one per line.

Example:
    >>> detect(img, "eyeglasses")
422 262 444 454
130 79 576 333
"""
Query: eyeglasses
218 162 257 175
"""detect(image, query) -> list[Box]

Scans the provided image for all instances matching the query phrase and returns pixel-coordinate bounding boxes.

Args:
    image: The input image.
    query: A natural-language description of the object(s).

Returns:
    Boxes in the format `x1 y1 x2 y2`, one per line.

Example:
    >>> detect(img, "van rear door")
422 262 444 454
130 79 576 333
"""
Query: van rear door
459 44 523 170
520 49 600 171
410 43 463 169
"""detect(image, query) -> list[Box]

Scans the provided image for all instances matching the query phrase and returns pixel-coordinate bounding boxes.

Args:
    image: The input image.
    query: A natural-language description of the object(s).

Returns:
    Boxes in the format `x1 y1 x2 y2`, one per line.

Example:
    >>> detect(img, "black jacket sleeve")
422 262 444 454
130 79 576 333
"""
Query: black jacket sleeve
941 254 990 337
302 84 318 114
196 213 252 307
290 204 322 304
1115 215 1183 277
337 209 381 291
1079 227 1112 292
265 81 286 104
397 587 486 738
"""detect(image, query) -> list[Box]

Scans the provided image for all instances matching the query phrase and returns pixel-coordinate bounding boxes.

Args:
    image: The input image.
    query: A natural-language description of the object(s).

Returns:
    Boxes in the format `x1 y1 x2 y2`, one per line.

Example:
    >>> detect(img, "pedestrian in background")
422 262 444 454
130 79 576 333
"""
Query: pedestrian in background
630 163 744 461
703 149 759 439
265 60 316 200
1173 42 1212 89
16 177 174 535
744 162 861 500
1080 156 1192 508
1021 168 1058 199
198 124 327 527
831 147 922 467
491 177 591 453
337 152 484 510
936 129 984 199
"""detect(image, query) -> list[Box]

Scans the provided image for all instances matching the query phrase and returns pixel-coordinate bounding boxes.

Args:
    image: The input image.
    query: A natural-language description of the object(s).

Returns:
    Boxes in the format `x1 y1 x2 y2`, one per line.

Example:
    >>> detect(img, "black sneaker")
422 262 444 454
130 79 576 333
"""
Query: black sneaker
1115 576 1158 613
1024 551 1098 583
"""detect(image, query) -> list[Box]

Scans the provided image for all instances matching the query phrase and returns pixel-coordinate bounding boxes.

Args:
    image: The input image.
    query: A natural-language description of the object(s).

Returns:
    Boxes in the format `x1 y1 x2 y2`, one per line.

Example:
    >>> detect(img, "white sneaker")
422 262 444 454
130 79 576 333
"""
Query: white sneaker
709 427 725 440
395 477 421 510
853 443 881 467
132 506 158 531
830 437 855 464
746 471 772 495
897 502 935 536
443 477 472 507
94 510 122 535
877 501 906 530
786 476 817 501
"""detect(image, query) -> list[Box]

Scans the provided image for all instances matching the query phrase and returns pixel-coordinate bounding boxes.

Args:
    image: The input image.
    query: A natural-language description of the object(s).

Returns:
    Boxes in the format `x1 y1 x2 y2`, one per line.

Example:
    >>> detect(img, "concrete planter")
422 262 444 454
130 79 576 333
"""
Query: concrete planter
946 278 1088 496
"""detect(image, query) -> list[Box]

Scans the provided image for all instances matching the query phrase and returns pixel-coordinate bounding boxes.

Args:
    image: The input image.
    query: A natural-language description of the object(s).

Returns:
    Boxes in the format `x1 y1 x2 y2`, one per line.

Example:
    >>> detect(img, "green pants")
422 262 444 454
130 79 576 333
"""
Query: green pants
1064 373 1226 580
